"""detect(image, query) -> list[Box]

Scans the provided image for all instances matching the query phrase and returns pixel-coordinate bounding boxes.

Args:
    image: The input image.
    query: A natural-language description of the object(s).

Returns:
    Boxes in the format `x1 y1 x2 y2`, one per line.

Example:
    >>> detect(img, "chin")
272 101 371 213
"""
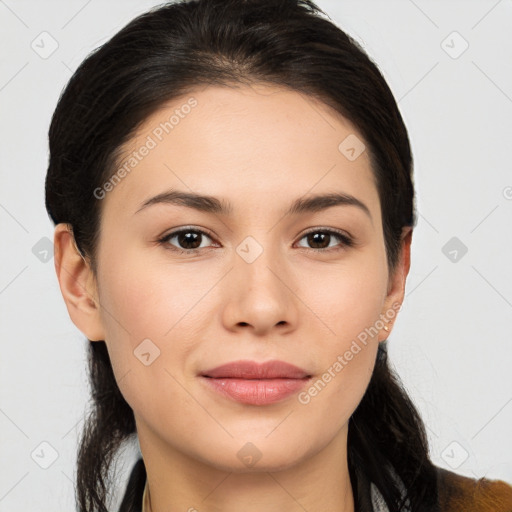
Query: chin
192 436 313 474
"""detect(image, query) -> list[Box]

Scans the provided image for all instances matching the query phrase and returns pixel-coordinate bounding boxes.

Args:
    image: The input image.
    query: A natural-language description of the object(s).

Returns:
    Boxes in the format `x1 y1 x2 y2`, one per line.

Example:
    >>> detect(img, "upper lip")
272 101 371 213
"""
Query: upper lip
201 360 311 379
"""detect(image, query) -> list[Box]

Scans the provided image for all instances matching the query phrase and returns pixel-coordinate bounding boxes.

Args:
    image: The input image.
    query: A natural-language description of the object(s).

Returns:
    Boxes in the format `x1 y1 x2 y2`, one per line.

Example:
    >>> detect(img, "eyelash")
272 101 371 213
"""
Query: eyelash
157 226 354 255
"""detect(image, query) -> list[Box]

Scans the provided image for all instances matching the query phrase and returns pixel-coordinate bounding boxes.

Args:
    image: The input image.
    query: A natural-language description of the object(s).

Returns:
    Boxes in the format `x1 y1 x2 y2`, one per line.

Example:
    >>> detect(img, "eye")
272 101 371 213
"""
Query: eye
157 227 217 254
157 226 354 255
295 228 354 252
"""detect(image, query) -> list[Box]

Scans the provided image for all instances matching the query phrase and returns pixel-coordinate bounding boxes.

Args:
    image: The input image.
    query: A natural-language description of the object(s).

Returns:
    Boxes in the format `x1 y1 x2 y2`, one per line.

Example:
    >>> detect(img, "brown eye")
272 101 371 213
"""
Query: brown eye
296 229 353 252
159 228 216 253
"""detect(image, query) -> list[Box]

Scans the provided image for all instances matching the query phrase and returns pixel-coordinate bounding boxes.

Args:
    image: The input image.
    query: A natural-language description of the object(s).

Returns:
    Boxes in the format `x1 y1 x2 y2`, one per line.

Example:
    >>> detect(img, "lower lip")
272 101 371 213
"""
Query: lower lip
200 376 311 405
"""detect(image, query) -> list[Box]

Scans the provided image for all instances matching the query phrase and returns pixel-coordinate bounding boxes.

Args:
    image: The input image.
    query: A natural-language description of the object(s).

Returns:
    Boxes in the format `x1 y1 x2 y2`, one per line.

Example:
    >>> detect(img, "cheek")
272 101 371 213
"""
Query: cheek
93 245 221 414
293 251 387 419
96 242 205 344
298 246 388 342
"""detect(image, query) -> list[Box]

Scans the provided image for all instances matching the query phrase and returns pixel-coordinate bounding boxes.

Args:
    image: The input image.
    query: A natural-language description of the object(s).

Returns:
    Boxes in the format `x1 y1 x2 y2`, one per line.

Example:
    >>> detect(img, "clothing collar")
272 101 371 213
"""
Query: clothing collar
370 468 411 512
142 480 149 512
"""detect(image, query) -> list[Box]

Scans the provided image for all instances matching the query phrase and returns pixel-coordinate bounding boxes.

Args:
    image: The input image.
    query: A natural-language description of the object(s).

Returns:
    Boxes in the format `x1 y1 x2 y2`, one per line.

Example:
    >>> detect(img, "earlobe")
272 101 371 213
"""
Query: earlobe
54 223 105 342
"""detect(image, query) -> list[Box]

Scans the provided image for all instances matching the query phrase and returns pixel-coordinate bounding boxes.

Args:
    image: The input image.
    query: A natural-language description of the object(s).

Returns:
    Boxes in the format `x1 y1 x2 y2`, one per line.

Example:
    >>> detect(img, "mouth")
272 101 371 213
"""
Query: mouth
199 360 312 405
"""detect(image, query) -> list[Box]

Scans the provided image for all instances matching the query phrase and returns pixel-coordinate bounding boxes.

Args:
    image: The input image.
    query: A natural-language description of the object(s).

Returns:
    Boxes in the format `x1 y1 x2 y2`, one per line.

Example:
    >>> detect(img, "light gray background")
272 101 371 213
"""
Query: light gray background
1 0 511 510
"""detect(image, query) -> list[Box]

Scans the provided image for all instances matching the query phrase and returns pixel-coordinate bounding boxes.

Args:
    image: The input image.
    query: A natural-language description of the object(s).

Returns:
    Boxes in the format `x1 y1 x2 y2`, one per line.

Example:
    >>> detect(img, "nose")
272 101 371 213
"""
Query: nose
220 239 300 336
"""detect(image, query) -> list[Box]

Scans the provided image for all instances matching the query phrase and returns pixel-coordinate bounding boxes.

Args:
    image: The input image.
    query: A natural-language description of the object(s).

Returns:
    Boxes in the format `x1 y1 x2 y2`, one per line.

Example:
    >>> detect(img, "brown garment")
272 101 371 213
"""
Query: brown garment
437 466 512 512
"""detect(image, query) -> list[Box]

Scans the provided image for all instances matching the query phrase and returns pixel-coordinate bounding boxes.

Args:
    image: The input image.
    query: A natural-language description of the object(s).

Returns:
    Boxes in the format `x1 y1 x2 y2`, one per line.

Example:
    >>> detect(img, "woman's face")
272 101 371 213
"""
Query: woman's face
77 83 409 472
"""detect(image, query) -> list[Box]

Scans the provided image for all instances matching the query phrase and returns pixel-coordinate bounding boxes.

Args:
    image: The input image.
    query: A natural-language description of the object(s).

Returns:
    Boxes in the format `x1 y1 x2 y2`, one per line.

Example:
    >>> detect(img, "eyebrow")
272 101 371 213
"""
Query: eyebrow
135 189 372 222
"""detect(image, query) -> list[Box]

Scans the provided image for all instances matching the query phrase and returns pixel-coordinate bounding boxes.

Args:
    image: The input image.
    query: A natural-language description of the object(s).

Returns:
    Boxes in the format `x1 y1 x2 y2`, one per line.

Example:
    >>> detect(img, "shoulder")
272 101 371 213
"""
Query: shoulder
436 465 512 512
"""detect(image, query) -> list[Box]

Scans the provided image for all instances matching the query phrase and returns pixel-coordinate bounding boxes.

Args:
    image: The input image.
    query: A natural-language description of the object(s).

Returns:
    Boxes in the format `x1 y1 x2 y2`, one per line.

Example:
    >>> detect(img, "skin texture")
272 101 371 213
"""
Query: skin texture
54 83 412 512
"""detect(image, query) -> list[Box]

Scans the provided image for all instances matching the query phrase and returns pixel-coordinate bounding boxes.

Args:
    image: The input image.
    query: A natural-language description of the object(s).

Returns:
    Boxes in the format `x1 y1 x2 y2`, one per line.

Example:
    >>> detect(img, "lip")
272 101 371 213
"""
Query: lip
199 360 312 405
201 360 311 379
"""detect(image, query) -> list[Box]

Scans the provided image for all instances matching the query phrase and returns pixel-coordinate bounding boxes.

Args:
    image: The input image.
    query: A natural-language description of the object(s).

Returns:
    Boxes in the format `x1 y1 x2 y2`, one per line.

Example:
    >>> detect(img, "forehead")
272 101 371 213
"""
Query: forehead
101 83 380 223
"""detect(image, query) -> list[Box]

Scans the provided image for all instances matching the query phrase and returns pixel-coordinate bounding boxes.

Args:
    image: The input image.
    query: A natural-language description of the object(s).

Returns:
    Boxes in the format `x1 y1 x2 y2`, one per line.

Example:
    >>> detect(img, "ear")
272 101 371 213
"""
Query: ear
53 223 105 342
378 226 413 342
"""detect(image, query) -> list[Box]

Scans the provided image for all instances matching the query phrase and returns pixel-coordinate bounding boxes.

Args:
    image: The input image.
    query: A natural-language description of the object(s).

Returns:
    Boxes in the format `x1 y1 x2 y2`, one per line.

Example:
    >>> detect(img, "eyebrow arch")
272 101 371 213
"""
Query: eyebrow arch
135 189 372 222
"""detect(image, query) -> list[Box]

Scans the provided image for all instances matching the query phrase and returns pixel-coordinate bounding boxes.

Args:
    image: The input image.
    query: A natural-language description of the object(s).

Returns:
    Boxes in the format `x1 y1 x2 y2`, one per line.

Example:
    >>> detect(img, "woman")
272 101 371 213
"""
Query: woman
45 0 512 511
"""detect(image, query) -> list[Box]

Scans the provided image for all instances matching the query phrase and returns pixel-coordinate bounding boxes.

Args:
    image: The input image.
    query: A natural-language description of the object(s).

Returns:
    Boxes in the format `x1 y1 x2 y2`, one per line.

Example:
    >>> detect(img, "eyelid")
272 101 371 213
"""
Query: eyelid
159 225 216 239
298 226 353 241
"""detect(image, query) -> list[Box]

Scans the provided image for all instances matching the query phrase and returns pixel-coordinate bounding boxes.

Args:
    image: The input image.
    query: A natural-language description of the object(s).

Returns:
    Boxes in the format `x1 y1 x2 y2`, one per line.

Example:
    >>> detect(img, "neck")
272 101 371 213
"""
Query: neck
138 422 355 512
